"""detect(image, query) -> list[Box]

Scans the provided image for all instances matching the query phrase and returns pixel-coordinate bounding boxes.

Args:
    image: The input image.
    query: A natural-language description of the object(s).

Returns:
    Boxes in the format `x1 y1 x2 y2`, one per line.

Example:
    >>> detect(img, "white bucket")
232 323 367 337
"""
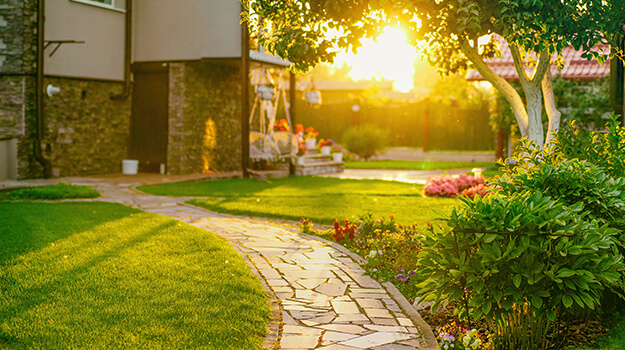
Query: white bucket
122 159 139 175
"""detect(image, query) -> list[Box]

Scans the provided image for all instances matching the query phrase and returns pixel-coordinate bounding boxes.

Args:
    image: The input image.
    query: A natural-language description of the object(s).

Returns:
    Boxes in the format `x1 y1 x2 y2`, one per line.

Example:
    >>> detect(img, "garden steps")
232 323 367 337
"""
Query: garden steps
295 150 344 176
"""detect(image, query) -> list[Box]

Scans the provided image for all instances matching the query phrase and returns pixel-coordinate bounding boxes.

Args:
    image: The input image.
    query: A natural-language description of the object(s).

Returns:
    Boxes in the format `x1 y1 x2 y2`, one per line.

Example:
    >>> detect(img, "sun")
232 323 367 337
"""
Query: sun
332 26 418 93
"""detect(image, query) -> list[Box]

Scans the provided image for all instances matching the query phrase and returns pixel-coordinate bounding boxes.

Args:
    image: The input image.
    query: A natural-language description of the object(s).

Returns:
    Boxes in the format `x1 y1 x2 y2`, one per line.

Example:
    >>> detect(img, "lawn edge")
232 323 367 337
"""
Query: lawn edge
225 240 282 350
177 202 282 350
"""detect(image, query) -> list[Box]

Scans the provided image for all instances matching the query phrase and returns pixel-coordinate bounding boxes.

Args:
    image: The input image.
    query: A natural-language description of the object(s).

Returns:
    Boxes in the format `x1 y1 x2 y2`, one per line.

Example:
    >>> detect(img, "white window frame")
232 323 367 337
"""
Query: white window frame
70 0 125 13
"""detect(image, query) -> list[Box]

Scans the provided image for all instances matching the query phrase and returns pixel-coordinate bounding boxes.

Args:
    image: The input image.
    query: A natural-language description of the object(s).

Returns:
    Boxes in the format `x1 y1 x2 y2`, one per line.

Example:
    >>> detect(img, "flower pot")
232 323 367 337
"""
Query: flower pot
332 152 343 162
321 146 331 156
305 138 316 150
122 159 139 175
297 156 306 165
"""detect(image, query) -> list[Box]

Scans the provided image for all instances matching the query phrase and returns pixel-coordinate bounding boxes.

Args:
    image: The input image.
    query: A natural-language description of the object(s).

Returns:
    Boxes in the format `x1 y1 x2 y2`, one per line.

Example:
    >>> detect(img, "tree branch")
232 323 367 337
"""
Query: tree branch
510 44 530 84
459 37 529 136
531 50 552 88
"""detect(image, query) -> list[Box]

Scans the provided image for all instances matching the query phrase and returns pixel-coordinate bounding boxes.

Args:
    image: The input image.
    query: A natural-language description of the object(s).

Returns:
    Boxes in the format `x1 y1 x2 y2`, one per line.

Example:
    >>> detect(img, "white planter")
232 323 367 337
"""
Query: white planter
332 153 343 162
321 146 331 156
305 138 316 150
297 156 306 165
122 159 139 175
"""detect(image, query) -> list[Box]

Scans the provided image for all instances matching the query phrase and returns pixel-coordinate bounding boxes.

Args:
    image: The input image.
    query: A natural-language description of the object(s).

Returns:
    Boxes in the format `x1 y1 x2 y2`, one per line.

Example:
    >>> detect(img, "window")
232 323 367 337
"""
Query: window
70 0 124 13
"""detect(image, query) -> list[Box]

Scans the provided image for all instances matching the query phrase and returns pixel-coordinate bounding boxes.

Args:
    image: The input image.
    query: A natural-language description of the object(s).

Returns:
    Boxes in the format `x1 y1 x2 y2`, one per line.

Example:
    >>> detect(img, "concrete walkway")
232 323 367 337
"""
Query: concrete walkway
5 176 439 350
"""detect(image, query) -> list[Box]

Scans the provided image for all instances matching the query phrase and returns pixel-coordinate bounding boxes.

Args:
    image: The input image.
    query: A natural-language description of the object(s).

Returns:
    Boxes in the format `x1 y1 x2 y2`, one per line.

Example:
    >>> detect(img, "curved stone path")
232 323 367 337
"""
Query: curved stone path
70 180 437 350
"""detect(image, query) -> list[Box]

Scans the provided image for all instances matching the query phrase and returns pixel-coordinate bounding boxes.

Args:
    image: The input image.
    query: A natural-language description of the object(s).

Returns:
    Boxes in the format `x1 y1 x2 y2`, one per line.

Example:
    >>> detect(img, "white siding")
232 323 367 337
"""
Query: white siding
45 0 126 80
133 0 241 62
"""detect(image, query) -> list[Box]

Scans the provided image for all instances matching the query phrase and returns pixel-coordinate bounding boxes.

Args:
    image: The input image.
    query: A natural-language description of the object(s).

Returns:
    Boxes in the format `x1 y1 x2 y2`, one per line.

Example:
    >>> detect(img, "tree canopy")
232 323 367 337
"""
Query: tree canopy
245 0 625 146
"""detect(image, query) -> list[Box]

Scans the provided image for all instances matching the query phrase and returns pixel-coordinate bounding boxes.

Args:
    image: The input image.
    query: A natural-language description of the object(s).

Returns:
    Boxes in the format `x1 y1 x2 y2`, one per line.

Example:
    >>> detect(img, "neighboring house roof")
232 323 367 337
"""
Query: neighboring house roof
294 80 394 91
249 50 291 67
466 37 610 81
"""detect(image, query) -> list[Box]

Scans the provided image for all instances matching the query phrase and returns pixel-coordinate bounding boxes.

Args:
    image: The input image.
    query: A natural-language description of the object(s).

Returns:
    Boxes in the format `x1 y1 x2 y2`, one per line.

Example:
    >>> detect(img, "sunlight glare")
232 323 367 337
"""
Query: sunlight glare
332 27 417 93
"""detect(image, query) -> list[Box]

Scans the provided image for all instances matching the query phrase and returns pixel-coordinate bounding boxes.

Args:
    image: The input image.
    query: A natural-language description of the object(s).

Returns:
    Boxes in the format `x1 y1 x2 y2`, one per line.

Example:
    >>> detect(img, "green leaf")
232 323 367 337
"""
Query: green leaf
562 294 574 308
513 274 522 288
546 309 557 321
450 269 463 279
531 295 543 308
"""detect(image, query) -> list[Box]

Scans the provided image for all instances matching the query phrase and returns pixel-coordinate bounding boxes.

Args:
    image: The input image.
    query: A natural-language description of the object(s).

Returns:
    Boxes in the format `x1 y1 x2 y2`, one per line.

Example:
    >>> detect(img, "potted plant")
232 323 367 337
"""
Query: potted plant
295 142 307 165
331 145 344 162
273 118 290 132
318 139 334 156
303 126 319 150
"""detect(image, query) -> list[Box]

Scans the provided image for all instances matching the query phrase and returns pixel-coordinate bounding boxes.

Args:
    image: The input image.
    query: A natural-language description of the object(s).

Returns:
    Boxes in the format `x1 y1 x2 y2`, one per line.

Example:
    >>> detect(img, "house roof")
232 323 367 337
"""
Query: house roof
465 37 610 81
249 50 290 67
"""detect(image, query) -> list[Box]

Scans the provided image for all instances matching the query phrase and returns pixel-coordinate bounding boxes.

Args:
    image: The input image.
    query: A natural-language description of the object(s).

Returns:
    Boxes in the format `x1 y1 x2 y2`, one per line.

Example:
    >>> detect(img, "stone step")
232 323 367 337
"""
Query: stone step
302 154 333 162
294 161 344 176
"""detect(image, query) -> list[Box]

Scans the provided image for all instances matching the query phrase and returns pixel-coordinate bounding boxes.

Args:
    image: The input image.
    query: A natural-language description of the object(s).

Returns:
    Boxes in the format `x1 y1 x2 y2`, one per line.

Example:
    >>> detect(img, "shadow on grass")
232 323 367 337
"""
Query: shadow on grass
0 202 140 264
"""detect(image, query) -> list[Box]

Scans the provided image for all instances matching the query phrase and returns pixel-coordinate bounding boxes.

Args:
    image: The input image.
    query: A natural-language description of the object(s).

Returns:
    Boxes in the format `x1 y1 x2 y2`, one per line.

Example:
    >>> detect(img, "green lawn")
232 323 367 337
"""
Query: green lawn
0 202 269 349
139 176 458 225
345 160 494 170
0 183 100 200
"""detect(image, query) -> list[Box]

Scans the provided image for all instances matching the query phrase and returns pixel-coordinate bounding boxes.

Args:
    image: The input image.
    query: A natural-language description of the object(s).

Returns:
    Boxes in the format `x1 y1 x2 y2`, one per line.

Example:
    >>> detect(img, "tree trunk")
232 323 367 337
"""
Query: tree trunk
524 83 544 146
542 70 561 144
458 39 529 137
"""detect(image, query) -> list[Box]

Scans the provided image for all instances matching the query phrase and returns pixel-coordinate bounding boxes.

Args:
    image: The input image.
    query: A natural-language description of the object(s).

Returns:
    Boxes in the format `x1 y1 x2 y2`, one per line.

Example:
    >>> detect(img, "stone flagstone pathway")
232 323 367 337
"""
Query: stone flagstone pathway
76 181 437 350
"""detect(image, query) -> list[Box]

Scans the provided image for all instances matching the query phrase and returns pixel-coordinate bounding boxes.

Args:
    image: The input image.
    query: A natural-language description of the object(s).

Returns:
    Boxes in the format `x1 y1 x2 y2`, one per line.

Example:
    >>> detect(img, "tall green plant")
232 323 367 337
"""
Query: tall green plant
417 192 624 349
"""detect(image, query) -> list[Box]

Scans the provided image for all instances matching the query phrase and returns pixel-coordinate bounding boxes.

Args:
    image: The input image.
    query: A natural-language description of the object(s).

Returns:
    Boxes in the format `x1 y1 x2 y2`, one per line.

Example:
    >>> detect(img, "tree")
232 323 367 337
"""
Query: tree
244 0 625 147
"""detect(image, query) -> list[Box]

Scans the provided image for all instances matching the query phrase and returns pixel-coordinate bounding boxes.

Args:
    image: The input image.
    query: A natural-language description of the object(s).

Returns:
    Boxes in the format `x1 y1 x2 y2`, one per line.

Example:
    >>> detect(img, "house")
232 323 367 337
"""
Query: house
0 0 290 180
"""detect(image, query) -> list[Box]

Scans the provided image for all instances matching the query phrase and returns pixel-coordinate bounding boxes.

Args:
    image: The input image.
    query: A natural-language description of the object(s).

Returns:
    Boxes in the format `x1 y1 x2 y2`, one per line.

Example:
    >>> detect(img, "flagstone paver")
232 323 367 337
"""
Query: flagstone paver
69 181 433 349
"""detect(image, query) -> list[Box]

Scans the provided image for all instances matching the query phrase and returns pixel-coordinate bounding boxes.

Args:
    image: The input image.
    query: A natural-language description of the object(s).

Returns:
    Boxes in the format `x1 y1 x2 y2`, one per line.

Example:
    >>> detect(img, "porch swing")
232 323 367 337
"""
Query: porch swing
249 68 298 162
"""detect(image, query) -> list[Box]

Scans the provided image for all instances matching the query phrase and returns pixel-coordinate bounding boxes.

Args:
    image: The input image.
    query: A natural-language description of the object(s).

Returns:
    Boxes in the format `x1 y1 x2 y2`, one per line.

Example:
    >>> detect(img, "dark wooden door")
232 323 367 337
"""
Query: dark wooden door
130 63 169 173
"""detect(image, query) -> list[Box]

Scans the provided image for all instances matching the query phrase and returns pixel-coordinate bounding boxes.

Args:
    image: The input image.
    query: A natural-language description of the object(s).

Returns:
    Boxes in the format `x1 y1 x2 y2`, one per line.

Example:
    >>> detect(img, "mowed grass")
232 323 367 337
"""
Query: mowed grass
0 183 100 200
345 160 494 170
0 202 269 349
139 176 459 225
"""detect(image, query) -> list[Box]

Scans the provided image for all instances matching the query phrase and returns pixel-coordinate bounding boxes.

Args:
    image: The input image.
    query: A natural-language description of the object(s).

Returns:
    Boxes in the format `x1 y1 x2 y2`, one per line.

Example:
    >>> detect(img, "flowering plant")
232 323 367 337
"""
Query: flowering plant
461 183 491 199
330 145 343 154
296 142 307 157
318 138 334 148
300 217 313 233
423 173 485 198
304 126 320 140
294 124 305 134
273 118 290 132
437 323 492 350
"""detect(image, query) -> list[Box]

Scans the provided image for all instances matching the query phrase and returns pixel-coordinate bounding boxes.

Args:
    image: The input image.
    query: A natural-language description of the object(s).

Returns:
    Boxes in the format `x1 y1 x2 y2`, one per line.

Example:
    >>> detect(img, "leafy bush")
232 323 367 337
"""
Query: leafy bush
554 114 625 179
417 192 625 349
497 156 625 231
2 183 100 200
341 124 389 160
423 174 485 198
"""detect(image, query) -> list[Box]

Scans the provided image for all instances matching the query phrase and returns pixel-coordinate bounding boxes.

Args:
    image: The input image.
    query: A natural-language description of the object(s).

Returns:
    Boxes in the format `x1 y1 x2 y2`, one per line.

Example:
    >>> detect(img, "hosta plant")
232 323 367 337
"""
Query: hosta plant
417 191 625 350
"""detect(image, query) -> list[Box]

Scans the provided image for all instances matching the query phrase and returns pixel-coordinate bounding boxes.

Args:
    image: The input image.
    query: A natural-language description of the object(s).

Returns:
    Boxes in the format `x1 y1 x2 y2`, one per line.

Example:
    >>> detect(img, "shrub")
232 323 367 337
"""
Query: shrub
341 124 389 160
423 174 485 198
417 192 625 349
554 114 625 179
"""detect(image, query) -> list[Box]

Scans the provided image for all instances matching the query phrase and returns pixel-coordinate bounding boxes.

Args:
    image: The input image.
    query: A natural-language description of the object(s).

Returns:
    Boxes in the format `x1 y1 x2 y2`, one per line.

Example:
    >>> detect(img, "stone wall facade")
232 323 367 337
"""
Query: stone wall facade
41 77 131 177
168 61 242 175
0 0 39 179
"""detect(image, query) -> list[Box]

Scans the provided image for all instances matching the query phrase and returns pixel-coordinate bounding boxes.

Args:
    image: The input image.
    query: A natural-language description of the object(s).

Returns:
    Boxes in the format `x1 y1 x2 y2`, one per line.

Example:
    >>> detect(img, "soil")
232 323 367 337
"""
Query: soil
419 302 612 349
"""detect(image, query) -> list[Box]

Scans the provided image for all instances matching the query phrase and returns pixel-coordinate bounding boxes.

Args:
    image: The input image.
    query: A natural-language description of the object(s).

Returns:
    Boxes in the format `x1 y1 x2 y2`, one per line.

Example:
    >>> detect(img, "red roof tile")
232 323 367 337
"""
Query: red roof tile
466 36 610 81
